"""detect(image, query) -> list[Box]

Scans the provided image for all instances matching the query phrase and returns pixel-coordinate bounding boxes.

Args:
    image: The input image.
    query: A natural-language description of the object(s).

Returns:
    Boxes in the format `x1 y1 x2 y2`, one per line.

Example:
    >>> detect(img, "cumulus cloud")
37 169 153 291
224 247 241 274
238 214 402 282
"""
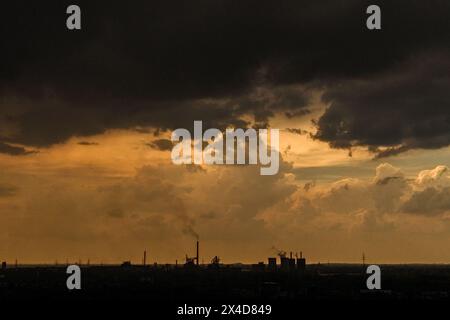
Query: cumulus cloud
262 163 449 238
304 164 450 218
401 187 450 215
373 163 404 185
415 165 449 187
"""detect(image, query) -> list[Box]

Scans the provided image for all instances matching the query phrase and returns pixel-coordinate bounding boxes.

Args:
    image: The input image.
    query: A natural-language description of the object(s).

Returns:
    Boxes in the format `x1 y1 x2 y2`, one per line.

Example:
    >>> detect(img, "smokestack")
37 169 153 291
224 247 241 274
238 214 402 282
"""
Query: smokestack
196 240 199 265
300 251 303 259
143 250 147 266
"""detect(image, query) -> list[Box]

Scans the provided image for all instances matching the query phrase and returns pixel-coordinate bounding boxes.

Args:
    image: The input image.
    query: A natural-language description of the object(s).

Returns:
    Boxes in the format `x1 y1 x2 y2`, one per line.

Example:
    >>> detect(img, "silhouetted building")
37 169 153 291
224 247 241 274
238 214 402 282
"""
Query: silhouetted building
252 262 265 272
268 257 277 271
209 256 220 269
185 240 200 268
296 258 306 270
280 257 290 271
297 252 306 270
289 258 296 269
121 261 132 268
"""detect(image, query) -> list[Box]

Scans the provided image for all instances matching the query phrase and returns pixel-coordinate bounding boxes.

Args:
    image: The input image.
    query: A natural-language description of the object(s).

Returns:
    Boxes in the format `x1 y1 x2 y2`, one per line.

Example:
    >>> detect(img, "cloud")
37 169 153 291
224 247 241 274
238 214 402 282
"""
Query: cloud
399 165 450 215
78 141 99 146
267 163 412 230
373 163 404 185
0 1 449 153
415 165 449 187
0 85 310 148
1 157 450 262
314 53 450 156
286 128 308 136
401 187 450 215
148 139 173 151
0 184 17 197
305 164 450 217
0 142 36 155
0 151 300 261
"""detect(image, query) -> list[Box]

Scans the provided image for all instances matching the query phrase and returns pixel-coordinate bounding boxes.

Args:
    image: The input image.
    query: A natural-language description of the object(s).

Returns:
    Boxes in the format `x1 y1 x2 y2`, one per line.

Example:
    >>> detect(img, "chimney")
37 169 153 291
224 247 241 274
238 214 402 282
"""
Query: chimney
143 250 147 266
196 240 199 265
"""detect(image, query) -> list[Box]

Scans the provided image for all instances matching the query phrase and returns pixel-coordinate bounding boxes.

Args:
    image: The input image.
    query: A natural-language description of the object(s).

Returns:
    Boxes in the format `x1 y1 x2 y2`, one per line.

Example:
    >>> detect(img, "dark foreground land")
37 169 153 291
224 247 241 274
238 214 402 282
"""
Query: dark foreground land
1 263 450 302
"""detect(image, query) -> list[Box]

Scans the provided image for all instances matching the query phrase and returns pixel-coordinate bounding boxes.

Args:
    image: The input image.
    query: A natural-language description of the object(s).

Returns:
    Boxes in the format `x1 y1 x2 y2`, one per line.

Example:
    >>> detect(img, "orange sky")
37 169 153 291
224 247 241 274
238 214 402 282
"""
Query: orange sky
1 104 450 265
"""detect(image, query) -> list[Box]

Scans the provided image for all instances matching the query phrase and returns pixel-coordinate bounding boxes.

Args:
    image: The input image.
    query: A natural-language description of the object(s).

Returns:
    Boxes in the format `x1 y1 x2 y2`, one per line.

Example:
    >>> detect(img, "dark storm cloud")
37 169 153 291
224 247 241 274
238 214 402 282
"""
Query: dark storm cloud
0 0 449 153
286 128 308 135
0 142 35 156
314 53 450 156
148 139 173 151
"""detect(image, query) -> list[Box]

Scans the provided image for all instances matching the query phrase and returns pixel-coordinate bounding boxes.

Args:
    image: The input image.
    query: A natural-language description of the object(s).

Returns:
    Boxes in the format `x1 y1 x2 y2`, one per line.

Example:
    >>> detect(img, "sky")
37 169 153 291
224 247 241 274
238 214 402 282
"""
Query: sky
1 0 450 264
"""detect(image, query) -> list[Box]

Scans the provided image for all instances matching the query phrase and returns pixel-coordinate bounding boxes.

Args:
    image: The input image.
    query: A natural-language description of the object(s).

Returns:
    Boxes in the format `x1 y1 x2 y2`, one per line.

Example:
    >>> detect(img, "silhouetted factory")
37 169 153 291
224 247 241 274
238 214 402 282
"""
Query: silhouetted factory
4 240 450 302
265 251 305 272
180 239 306 272
184 240 200 267
1 239 306 273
